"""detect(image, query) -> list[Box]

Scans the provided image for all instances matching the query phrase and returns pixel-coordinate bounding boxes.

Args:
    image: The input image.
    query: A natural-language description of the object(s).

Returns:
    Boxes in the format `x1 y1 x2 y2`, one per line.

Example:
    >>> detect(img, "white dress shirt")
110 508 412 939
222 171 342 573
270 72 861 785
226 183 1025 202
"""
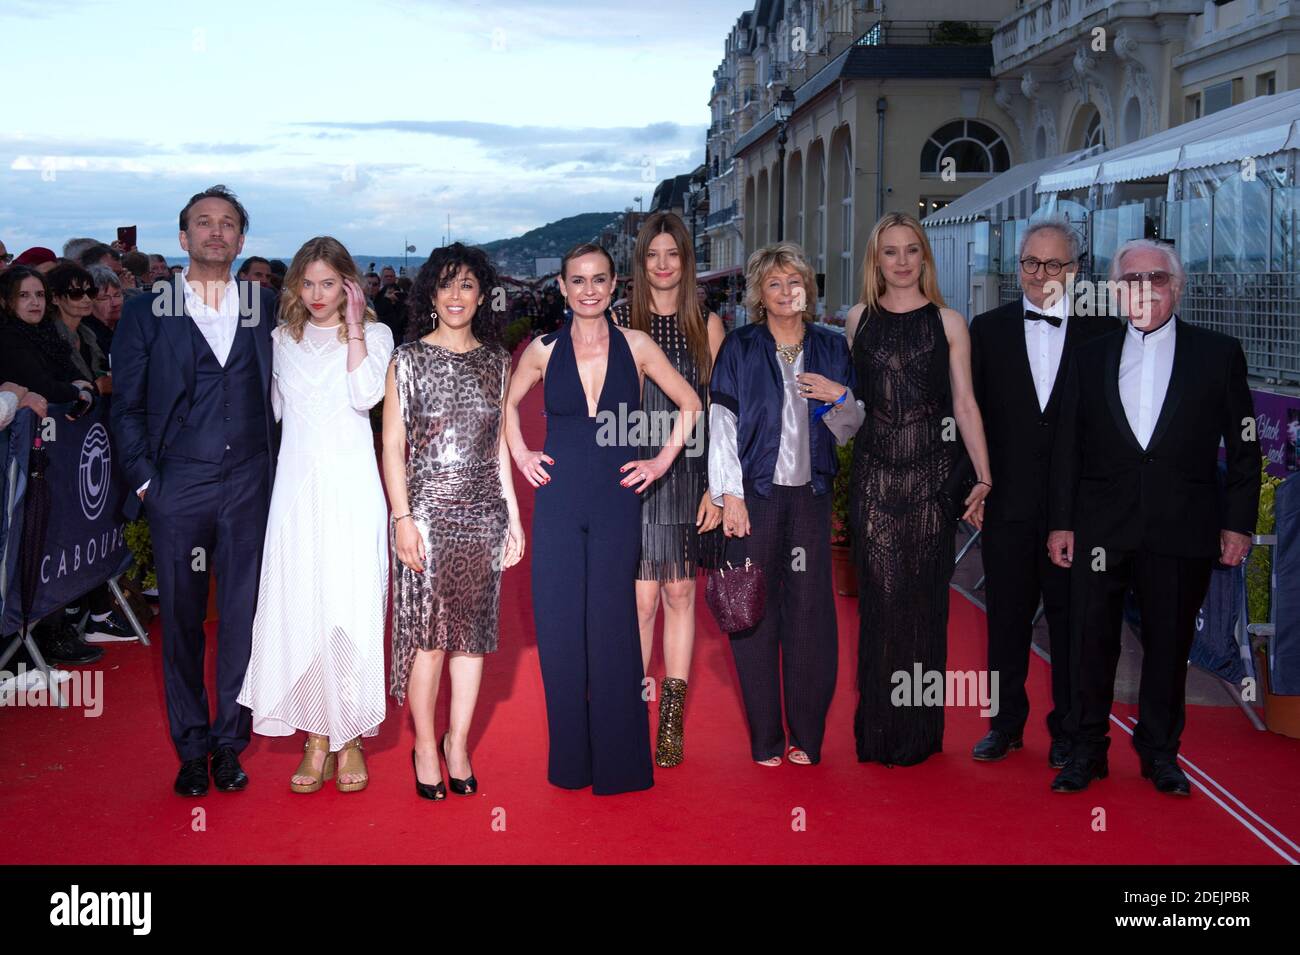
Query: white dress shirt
139 268 244 495
1118 315 1177 449
182 265 242 366
1021 294 1069 412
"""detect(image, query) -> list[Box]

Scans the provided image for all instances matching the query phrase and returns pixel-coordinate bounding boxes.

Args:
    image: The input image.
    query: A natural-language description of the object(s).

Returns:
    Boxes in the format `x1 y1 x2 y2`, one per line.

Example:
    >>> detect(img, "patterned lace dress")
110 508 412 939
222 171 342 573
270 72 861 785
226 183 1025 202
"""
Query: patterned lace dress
612 304 720 580
849 302 956 766
389 339 510 704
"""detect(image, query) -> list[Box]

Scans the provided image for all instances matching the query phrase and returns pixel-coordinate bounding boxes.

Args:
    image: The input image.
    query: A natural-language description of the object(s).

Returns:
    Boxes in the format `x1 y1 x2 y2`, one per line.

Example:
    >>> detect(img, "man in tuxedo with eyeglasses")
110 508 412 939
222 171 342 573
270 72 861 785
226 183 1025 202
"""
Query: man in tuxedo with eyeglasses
1046 239 1259 796
969 217 1118 770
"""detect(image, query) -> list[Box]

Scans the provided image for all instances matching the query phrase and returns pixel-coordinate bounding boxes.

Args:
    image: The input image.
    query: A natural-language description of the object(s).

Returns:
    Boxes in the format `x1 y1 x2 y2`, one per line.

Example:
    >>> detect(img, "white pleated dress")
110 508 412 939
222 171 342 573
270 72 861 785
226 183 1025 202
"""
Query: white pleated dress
237 320 393 751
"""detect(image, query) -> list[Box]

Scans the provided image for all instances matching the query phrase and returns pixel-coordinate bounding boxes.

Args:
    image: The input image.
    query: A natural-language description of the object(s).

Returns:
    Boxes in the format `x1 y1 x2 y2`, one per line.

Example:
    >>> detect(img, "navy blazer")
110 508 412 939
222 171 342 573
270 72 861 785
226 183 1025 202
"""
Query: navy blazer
110 275 278 521
710 320 856 498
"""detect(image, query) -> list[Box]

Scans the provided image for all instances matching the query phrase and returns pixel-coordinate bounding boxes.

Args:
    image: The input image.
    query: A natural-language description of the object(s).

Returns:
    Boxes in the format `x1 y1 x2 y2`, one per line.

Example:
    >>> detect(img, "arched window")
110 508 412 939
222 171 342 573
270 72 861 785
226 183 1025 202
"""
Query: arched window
814 150 827 274
1086 111 1104 150
920 120 1010 176
791 159 804 247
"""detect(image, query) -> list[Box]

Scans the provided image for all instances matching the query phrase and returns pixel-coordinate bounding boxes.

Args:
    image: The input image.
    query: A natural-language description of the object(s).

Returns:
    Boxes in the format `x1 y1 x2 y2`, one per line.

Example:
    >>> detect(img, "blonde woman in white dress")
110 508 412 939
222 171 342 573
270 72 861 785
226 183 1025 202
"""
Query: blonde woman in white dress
237 236 393 793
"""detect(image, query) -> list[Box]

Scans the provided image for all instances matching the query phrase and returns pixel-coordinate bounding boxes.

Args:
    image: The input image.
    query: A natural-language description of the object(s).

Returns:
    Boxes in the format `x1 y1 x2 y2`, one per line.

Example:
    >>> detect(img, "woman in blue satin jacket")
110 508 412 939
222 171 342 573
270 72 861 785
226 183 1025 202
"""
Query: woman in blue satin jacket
708 241 863 767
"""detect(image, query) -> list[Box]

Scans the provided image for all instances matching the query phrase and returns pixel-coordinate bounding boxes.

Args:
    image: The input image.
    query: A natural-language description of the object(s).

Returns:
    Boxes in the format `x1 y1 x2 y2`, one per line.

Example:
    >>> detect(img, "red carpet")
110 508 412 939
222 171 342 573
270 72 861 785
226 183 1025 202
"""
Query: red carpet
2 360 1298 865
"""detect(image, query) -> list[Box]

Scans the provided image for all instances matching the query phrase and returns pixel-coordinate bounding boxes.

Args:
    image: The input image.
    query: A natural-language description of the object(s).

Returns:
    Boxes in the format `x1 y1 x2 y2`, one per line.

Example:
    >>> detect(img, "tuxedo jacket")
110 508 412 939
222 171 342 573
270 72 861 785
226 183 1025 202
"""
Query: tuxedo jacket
969 299 1118 524
110 275 279 521
1048 319 1260 559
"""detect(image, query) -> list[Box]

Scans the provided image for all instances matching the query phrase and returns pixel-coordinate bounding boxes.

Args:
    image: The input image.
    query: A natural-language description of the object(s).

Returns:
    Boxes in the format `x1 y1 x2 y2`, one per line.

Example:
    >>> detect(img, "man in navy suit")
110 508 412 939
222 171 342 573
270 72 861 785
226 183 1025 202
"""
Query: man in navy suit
111 185 279 796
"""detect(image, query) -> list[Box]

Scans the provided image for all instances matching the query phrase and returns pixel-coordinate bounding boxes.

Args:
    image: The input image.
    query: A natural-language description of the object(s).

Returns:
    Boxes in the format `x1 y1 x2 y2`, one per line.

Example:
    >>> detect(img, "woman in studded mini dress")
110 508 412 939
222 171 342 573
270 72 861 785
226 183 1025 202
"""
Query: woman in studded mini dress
613 212 725 768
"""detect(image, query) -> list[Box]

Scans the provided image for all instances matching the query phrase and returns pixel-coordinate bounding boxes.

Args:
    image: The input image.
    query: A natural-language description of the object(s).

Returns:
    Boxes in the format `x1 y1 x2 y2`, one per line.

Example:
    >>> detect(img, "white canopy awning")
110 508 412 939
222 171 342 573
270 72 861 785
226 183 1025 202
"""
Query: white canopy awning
1037 88 1300 193
922 150 1092 226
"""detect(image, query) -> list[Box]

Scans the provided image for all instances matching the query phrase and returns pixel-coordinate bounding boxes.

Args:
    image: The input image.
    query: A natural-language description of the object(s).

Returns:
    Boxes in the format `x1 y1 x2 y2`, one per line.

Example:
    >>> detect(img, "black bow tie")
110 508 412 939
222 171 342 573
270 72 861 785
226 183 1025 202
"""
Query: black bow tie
1024 310 1063 328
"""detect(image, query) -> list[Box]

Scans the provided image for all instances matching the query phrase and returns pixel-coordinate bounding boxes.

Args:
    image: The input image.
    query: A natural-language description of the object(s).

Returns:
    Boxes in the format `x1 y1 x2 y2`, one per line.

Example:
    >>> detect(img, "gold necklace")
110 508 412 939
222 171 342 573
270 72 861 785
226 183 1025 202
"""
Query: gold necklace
774 330 806 365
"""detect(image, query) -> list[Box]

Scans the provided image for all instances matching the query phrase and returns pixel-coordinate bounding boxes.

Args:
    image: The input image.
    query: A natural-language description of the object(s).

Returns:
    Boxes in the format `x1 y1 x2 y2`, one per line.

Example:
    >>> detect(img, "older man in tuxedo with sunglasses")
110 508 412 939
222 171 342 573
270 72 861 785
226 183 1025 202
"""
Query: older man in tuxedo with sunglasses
969 218 1118 770
1046 239 1259 796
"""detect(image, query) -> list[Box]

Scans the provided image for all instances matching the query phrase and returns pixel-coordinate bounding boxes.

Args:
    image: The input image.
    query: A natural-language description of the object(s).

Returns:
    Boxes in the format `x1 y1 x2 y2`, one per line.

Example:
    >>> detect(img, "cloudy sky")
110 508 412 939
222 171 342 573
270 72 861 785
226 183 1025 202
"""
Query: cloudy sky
0 0 742 259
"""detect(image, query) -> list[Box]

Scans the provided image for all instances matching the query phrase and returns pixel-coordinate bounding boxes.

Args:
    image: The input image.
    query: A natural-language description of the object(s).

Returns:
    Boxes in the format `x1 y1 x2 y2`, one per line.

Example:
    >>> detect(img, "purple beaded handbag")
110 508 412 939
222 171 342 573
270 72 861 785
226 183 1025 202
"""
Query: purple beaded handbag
705 540 766 633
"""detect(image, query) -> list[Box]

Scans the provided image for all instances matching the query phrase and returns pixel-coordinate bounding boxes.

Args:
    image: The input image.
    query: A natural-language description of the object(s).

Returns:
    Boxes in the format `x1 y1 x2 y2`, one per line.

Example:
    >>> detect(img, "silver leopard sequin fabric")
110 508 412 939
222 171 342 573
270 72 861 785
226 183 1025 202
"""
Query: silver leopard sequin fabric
389 341 509 704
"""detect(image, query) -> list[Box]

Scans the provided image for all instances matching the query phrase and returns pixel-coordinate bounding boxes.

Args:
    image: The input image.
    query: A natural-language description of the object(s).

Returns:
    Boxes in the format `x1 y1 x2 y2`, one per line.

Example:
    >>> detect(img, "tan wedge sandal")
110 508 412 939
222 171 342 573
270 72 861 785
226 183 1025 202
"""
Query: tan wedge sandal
290 733 336 794
335 737 369 793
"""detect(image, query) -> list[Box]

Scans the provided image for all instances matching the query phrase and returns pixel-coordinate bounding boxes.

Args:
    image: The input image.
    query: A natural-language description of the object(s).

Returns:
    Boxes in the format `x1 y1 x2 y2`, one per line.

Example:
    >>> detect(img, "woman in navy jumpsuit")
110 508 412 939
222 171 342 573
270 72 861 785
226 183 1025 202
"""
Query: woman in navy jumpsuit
505 243 701 795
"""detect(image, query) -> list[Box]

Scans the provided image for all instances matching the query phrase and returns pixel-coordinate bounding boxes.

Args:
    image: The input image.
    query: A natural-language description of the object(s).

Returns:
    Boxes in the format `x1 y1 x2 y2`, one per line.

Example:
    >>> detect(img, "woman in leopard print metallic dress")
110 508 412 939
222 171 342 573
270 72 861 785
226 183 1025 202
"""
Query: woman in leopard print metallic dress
382 243 524 800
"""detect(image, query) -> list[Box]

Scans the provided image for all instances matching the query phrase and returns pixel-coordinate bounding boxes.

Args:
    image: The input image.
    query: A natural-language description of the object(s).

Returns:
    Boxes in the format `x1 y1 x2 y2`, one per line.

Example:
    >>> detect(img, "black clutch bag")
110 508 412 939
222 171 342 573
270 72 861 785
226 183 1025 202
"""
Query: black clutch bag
939 445 977 523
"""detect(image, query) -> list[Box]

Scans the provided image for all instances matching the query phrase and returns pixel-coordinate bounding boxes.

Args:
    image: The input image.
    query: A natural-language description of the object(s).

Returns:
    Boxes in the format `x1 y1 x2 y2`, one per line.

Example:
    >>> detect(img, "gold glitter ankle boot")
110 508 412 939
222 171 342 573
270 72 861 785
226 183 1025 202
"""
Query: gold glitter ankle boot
655 677 688 768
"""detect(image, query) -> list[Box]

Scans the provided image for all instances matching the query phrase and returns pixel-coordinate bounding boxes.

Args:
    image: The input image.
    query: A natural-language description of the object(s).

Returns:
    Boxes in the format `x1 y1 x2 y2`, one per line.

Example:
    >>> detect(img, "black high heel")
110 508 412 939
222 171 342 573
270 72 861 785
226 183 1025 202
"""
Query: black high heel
441 732 478 795
412 748 445 801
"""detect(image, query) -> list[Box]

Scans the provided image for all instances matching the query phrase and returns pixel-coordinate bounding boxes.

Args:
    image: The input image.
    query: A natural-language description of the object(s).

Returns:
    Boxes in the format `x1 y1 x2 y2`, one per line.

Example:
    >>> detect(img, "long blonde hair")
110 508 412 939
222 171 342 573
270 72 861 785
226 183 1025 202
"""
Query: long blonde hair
630 212 712 384
857 212 946 312
280 235 375 342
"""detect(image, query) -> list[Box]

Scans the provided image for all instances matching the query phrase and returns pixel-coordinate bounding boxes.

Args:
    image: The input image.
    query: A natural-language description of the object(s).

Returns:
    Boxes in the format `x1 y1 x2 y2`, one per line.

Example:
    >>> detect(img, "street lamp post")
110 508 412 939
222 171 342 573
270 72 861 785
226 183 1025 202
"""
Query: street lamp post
774 86 795 242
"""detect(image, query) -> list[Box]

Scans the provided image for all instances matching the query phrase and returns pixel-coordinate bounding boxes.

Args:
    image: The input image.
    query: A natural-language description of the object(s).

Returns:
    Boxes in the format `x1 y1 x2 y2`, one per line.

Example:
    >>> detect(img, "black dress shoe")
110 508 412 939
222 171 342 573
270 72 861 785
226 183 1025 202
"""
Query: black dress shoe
1048 737 1072 770
210 746 249 792
972 729 1023 761
1051 754 1108 792
174 757 209 797
35 617 104 666
1141 759 1191 796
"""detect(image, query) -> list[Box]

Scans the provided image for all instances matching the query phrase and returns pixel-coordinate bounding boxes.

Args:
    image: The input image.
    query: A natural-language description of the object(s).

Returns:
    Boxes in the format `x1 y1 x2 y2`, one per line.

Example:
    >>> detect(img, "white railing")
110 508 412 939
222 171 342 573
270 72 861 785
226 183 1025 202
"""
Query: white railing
992 0 1112 63
1187 0 1290 52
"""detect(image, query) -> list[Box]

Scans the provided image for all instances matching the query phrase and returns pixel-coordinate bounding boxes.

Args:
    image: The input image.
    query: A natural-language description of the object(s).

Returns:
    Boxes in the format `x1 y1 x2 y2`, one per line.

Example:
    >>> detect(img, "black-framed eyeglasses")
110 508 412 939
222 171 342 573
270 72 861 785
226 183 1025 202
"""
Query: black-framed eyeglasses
1019 257 1074 276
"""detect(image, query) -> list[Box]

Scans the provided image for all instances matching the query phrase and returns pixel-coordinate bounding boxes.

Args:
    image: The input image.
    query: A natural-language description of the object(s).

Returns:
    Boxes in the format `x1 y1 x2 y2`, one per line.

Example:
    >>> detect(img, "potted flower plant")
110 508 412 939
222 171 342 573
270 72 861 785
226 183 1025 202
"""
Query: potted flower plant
831 438 857 597
1248 462 1300 738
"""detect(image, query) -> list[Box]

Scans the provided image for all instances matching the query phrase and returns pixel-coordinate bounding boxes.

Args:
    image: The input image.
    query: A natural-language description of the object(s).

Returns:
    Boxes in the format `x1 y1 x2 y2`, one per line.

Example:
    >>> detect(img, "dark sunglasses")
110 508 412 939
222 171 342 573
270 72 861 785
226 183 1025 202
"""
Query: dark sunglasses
60 286 95 300
1120 270 1172 288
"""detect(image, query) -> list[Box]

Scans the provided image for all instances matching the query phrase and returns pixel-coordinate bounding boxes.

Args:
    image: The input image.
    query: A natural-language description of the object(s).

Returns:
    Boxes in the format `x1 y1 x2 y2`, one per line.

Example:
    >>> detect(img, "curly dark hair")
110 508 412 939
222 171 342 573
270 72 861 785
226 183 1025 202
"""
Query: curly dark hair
405 242 504 346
